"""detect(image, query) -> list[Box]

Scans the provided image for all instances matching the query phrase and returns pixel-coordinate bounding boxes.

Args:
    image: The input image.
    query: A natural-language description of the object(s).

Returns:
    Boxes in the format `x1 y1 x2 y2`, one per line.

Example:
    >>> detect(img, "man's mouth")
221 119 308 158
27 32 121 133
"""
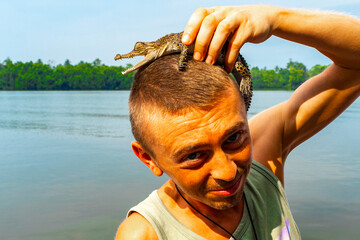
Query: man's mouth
208 172 246 197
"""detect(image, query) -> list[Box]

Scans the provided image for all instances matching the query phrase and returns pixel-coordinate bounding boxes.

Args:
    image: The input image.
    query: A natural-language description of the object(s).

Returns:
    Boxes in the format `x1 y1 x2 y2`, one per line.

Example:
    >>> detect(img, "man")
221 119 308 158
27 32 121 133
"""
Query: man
116 5 360 240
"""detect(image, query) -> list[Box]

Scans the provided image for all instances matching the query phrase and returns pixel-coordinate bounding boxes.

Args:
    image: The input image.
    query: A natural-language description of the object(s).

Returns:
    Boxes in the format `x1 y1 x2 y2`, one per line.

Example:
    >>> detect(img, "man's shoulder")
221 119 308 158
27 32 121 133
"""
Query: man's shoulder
115 212 159 240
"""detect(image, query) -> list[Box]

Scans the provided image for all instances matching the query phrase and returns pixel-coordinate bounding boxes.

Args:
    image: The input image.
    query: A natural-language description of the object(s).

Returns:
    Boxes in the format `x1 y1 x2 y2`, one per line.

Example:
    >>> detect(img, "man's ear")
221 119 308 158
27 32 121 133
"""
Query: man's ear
131 141 163 177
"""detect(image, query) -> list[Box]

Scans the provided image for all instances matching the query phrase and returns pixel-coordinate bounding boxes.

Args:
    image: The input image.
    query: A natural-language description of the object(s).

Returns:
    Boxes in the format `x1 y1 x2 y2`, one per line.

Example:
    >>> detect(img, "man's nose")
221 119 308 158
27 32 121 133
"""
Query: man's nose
210 150 237 182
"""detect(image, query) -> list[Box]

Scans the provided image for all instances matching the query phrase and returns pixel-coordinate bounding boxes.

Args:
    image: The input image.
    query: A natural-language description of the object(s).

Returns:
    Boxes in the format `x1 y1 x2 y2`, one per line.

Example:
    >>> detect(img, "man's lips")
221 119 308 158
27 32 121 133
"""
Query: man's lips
208 177 243 196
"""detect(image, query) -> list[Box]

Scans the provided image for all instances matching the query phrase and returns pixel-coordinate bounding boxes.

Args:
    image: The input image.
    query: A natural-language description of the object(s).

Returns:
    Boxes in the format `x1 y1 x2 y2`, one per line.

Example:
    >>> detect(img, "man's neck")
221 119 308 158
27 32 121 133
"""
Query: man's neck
157 180 245 239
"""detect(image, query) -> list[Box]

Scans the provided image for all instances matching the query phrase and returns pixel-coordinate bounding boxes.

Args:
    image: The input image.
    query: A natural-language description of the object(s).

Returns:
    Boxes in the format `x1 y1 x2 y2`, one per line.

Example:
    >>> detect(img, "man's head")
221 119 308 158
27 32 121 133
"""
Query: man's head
129 54 246 155
129 54 252 210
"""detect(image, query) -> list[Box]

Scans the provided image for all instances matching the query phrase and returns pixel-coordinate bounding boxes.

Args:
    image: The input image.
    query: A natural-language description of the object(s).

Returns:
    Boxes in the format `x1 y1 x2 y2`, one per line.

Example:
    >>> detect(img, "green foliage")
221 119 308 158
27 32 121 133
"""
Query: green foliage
251 59 329 90
308 64 330 78
0 58 329 91
0 58 135 90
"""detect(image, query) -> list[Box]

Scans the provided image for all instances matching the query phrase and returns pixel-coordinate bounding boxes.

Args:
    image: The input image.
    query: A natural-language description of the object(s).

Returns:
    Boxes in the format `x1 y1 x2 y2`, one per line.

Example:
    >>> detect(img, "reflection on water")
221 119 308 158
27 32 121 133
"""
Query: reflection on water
0 91 359 240
0 91 130 138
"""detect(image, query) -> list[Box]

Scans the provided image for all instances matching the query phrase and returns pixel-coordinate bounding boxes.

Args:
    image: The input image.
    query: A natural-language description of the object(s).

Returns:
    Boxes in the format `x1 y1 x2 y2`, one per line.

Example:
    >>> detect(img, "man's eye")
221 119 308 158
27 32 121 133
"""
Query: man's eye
181 152 207 169
186 152 201 160
226 133 240 143
223 131 246 151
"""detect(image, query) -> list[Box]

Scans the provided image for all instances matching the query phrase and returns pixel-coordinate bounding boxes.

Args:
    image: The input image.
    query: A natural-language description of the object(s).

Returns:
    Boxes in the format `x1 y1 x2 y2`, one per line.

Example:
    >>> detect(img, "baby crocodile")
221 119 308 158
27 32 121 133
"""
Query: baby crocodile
115 31 253 110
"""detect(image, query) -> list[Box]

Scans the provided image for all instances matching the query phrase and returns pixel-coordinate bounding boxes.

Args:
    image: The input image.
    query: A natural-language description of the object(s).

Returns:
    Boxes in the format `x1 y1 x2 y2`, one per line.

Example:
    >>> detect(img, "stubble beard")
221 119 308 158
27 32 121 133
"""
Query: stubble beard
204 186 245 210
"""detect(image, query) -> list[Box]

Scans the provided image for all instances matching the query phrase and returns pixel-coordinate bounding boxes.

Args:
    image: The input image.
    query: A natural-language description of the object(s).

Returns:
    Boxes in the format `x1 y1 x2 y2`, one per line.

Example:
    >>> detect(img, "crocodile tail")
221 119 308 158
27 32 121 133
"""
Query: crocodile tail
238 54 250 71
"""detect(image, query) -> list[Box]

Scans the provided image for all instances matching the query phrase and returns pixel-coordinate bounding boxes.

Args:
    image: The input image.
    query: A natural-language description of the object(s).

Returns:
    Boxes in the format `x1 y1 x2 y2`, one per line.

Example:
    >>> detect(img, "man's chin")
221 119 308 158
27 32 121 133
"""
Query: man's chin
205 191 244 210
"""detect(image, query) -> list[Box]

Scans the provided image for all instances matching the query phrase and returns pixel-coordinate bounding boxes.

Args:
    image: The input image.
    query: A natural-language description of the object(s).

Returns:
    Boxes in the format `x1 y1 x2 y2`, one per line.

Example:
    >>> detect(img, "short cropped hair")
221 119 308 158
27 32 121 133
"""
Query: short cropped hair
128 54 242 156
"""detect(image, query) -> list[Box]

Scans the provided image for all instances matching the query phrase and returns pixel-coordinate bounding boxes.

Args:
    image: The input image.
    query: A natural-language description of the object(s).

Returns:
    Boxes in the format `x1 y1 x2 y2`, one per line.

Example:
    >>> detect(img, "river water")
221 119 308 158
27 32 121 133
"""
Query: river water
0 91 359 240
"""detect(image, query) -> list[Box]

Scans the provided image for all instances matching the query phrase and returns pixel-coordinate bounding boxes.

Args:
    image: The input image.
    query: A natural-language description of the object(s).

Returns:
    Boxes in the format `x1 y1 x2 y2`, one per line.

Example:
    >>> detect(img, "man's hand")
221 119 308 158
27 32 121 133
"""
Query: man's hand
182 5 278 72
182 5 360 183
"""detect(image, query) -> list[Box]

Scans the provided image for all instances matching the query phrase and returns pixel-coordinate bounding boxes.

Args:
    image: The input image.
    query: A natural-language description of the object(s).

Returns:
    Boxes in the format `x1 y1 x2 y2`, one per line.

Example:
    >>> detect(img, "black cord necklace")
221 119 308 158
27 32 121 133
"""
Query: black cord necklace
175 184 238 240
175 184 258 240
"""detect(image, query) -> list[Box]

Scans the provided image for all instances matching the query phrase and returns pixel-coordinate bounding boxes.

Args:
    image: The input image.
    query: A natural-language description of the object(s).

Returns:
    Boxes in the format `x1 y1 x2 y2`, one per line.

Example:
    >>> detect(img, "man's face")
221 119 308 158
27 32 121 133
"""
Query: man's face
146 87 252 210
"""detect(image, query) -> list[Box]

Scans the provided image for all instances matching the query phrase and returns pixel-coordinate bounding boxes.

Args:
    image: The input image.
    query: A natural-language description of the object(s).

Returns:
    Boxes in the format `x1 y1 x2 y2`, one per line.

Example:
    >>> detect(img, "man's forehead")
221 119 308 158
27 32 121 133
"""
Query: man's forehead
141 83 245 121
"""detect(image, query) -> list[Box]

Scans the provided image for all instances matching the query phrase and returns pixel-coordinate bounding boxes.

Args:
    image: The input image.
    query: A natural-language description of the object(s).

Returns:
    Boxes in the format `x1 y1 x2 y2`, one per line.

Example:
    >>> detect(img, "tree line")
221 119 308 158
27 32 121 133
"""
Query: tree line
251 60 329 90
0 58 134 90
0 58 329 91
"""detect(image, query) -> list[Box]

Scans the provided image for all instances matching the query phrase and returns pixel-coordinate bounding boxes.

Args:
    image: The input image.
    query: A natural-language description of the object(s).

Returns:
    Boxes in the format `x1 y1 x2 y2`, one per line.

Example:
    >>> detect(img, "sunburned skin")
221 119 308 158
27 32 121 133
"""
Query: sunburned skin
139 86 252 216
115 5 360 240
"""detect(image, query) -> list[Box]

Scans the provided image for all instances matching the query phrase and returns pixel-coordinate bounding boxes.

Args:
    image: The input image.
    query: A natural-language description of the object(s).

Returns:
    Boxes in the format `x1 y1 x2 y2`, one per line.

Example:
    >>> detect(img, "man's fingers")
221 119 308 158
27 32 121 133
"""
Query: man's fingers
206 18 238 64
193 11 227 61
225 28 247 72
182 8 212 45
192 14 218 61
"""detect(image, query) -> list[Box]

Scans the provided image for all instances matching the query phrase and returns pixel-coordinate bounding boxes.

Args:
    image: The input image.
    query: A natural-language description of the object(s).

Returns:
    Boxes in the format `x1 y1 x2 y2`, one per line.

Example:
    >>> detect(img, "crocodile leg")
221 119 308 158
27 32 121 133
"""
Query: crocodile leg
178 43 189 71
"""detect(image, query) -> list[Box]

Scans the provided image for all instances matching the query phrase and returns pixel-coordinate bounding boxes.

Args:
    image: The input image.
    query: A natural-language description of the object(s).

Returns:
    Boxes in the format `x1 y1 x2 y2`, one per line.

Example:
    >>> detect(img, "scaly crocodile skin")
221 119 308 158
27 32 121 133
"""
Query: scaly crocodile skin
115 31 253 110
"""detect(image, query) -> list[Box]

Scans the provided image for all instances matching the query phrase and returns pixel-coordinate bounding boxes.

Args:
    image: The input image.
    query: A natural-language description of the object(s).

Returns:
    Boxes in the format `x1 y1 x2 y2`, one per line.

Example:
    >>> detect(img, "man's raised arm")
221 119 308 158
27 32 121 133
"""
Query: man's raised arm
270 8 360 161
182 5 360 182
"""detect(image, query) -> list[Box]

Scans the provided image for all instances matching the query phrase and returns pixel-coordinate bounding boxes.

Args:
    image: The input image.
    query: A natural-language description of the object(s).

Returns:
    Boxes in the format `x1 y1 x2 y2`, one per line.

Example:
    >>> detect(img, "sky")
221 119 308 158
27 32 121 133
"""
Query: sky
1 0 359 69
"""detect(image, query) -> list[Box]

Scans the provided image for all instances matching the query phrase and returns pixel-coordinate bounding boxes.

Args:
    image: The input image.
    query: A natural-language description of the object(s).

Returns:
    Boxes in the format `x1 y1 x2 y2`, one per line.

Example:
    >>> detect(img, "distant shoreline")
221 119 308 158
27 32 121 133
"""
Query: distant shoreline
0 58 328 91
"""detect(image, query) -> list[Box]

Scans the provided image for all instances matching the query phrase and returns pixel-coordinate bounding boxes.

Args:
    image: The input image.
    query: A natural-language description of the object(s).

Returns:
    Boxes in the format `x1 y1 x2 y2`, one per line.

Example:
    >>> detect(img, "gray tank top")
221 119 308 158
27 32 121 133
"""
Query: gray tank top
127 161 301 239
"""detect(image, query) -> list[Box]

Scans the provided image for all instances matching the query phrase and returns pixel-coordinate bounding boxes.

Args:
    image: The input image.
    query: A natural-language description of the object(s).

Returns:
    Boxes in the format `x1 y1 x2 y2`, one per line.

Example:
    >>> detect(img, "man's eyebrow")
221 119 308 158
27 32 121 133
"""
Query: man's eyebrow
173 143 211 160
172 121 246 160
221 121 247 141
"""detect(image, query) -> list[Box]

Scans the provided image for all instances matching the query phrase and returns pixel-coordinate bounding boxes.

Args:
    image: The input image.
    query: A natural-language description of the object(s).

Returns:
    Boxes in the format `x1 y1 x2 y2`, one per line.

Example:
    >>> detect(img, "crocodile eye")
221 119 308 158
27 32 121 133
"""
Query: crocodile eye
134 42 145 50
